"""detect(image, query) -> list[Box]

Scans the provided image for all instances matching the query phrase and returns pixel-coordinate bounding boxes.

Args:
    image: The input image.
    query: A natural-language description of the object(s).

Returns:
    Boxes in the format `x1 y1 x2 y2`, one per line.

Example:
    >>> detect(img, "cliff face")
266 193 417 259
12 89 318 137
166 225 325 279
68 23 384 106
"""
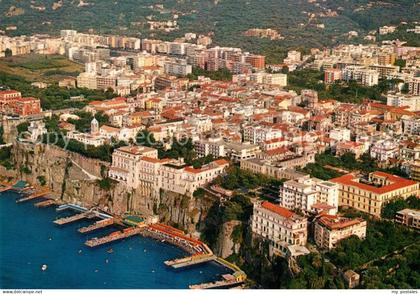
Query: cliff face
215 220 242 258
9 142 220 237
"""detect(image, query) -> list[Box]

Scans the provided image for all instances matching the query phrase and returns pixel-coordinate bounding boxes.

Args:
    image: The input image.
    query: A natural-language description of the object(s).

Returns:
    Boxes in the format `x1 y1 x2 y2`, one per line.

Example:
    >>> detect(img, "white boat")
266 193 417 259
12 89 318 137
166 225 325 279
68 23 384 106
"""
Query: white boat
41 264 48 271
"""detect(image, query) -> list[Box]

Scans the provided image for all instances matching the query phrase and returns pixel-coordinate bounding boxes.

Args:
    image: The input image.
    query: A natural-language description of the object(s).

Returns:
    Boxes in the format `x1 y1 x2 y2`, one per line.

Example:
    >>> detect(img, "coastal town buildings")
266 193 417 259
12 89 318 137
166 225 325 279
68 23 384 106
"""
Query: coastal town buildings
278 177 339 215
314 215 367 249
395 209 420 230
331 172 420 218
251 201 309 257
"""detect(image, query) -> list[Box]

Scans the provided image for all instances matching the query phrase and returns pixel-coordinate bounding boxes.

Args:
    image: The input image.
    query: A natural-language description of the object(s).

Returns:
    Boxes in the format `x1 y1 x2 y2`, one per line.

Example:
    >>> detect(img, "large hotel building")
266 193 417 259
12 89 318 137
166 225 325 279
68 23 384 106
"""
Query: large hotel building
331 171 419 218
251 201 308 257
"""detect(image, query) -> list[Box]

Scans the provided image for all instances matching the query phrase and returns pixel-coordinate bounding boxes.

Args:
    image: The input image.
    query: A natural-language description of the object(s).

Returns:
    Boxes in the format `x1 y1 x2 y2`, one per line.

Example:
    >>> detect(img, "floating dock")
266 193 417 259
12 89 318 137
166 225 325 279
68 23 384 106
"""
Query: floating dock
16 189 50 203
78 218 114 233
35 199 56 208
165 253 216 269
53 211 94 225
85 227 143 247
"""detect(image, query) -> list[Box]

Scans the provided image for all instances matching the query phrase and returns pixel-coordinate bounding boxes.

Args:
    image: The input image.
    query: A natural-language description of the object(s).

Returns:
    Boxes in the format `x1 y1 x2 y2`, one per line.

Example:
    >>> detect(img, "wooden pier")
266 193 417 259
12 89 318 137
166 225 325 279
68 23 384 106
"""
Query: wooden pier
35 199 56 208
78 218 114 233
85 227 142 247
16 189 50 203
53 211 94 225
165 254 216 269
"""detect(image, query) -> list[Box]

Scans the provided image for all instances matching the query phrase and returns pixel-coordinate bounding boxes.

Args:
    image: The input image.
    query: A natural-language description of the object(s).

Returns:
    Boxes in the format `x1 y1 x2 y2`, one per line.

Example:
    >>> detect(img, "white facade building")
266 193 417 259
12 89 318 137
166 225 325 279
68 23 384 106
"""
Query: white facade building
279 178 339 215
251 201 309 257
387 93 420 112
342 66 379 86
370 139 399 162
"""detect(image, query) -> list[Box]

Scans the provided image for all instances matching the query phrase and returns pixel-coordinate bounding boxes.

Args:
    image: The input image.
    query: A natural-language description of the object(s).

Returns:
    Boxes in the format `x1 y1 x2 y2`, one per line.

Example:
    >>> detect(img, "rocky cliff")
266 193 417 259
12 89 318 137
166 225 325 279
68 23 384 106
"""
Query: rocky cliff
6 142 222 238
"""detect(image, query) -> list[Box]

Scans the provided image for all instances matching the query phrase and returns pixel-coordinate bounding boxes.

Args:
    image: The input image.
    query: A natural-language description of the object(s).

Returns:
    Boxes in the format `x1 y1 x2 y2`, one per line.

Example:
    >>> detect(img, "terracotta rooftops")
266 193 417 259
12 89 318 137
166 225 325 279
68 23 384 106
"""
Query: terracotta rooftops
331 171 418 194
261 201 294 219
318 215 366 230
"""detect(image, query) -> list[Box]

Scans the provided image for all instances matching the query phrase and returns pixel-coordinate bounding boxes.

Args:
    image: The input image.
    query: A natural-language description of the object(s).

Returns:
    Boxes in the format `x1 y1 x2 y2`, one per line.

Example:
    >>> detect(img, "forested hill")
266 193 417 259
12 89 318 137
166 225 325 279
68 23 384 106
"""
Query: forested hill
1 0 419 62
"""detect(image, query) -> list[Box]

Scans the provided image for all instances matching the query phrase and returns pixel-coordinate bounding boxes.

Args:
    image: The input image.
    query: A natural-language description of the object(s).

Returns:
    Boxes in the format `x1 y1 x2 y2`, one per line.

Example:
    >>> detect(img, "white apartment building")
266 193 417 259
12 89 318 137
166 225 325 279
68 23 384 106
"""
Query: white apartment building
342 66 379 86
279 178 339 215
370 139 399 162
314 215 367 249
387 93 420 112
285 50 302 63
402 117 420 135
408 77 420 96
77 72 97 89
243 125 282 145
194 137 226 158
251 201 308 257
250 73 287 87
224 142 261 162
164 59 192 76
329 128 351 143
187 116 213 134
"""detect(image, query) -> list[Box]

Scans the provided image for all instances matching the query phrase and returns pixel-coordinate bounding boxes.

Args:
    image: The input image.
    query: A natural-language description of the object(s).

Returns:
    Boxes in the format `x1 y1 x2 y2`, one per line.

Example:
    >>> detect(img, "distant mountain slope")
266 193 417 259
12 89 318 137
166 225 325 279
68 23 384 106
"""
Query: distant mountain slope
1 0 419 62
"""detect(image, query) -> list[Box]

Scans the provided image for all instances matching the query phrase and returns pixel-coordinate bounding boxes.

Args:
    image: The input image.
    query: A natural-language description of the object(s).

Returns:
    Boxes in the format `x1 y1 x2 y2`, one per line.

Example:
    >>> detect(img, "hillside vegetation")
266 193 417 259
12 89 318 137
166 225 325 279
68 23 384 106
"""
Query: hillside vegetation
1 0 419 63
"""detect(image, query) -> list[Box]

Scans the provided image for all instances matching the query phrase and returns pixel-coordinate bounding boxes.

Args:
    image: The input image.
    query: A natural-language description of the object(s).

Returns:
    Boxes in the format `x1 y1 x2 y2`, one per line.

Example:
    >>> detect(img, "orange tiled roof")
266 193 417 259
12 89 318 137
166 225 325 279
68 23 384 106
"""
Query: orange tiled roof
331 172 418 194
261 201 294 218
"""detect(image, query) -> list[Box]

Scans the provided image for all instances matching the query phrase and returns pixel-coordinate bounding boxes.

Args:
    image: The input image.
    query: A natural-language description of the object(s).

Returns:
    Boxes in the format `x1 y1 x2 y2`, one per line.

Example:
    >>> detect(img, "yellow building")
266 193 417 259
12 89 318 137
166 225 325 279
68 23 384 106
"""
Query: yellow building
331 171 419 218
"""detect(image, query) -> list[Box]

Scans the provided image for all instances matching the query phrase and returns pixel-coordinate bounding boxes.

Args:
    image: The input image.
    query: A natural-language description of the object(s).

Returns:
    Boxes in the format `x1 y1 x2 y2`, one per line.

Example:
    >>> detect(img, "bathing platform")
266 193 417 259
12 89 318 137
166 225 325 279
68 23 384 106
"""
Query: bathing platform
54 211 95 225
35 199 56 208
85 227 143 247
16 189 50 203
78 218 114 233
164 253 216 269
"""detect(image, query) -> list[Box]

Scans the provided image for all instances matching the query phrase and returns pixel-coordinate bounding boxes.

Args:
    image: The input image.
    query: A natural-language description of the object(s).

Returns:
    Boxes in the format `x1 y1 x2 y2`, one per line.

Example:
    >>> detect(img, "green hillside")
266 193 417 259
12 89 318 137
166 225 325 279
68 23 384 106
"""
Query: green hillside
1 0 419 62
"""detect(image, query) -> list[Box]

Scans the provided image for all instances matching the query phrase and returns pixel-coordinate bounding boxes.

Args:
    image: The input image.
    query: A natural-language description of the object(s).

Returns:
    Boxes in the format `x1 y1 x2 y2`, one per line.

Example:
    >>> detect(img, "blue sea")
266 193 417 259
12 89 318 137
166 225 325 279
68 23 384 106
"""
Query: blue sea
0 191 229 289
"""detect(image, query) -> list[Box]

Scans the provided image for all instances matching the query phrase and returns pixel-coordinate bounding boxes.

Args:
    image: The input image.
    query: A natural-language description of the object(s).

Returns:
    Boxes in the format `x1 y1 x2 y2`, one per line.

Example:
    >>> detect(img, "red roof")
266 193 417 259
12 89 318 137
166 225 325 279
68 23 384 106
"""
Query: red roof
261 201 294 218
318 216 365 230
0 90 21 95
331 172 418 194
265 147 290 156
213 159 229 166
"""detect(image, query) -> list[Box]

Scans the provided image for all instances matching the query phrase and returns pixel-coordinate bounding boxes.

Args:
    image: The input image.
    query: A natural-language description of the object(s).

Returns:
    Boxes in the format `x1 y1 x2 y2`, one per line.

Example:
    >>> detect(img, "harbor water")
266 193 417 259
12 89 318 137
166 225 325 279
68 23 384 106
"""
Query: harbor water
0 191 229 289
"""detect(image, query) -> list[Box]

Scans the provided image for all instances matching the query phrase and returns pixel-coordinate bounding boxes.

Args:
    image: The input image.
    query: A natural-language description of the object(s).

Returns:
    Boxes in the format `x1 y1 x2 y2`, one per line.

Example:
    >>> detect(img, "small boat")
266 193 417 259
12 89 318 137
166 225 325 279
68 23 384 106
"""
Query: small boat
41 264 48 271
95 269 99 273
144 249 147 252
105 259 109 264
107 248 113 254
48 237 52 241
78 250 82 254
